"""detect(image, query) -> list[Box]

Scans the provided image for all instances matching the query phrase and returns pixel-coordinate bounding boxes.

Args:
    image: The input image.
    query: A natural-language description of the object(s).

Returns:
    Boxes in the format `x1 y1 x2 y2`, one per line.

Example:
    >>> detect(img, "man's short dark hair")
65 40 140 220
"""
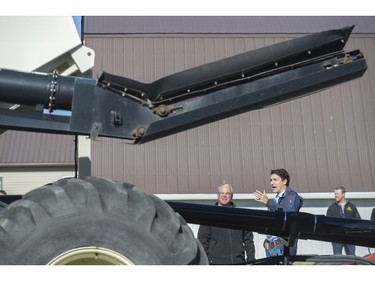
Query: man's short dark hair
271 169 290 186
334 186 346 194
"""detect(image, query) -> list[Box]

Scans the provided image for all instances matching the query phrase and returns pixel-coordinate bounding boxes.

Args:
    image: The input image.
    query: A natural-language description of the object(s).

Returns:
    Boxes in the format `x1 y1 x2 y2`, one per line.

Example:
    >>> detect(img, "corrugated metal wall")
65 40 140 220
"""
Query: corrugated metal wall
85 33 375 194
0 131 75 164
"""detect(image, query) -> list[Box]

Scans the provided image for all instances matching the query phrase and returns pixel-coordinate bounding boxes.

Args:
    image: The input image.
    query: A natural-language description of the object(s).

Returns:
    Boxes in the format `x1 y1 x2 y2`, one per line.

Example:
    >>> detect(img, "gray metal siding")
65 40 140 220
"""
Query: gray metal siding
0 131 75 165
85 33 375 194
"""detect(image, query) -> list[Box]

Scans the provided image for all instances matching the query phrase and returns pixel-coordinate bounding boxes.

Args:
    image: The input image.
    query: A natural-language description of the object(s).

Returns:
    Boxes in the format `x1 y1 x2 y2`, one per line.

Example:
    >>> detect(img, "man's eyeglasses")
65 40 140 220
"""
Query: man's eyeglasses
218 192 232 196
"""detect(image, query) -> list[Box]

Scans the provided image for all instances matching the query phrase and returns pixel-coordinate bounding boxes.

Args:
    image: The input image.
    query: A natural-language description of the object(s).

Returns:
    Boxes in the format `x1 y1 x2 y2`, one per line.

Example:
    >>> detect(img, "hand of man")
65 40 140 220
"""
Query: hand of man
254 190 268 205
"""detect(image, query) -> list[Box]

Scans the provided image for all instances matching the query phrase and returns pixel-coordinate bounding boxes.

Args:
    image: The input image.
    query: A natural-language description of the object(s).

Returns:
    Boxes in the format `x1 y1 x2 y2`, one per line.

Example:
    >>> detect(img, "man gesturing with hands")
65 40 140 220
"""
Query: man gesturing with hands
254 169 303 257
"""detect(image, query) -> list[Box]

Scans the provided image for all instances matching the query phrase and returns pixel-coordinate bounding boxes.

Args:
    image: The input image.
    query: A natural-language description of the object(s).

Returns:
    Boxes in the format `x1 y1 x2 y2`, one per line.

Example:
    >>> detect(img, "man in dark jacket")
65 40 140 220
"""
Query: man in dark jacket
326 186 361 255
197 184 255 265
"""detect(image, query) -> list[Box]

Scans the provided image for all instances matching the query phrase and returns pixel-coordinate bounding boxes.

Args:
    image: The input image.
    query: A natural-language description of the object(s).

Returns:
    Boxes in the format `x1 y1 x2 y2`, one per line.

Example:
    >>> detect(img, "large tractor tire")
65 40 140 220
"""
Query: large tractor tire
0 177 208 265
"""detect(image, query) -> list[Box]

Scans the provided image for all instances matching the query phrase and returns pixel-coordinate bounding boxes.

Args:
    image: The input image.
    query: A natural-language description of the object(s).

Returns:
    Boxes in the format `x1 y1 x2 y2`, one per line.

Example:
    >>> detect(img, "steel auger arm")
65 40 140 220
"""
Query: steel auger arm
0 26 367 143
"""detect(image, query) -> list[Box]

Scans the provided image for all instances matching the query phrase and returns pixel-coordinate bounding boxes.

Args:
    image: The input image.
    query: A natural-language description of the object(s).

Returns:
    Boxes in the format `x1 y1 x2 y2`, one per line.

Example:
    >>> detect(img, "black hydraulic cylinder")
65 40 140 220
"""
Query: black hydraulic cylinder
167 201 375 248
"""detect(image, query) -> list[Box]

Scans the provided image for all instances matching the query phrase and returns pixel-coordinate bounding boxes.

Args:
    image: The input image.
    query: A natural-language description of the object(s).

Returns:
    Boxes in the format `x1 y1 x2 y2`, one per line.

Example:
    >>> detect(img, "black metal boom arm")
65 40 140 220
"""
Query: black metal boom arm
0 26 367 143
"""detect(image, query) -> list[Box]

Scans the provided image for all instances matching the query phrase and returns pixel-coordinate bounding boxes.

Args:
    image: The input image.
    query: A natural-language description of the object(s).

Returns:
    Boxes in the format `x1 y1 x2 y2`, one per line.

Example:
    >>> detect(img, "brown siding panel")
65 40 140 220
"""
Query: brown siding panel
0 131 75 165
86 34 375 194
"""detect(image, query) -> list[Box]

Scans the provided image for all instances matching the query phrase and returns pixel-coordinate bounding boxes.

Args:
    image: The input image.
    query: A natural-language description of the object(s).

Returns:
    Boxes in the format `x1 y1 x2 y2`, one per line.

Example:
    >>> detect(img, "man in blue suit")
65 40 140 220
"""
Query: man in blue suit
254 169 303 257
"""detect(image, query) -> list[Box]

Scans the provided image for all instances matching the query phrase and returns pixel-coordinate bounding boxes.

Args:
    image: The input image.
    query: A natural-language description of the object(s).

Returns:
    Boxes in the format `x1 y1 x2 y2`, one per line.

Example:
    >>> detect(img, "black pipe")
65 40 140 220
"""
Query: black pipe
167 201 375 248
0 68 90 111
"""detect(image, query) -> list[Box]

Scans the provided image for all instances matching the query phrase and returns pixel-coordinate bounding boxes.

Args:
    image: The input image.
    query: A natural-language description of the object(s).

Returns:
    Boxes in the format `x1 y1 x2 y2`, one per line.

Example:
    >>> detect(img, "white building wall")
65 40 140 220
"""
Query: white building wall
0 166 76 195
157 192 375 260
